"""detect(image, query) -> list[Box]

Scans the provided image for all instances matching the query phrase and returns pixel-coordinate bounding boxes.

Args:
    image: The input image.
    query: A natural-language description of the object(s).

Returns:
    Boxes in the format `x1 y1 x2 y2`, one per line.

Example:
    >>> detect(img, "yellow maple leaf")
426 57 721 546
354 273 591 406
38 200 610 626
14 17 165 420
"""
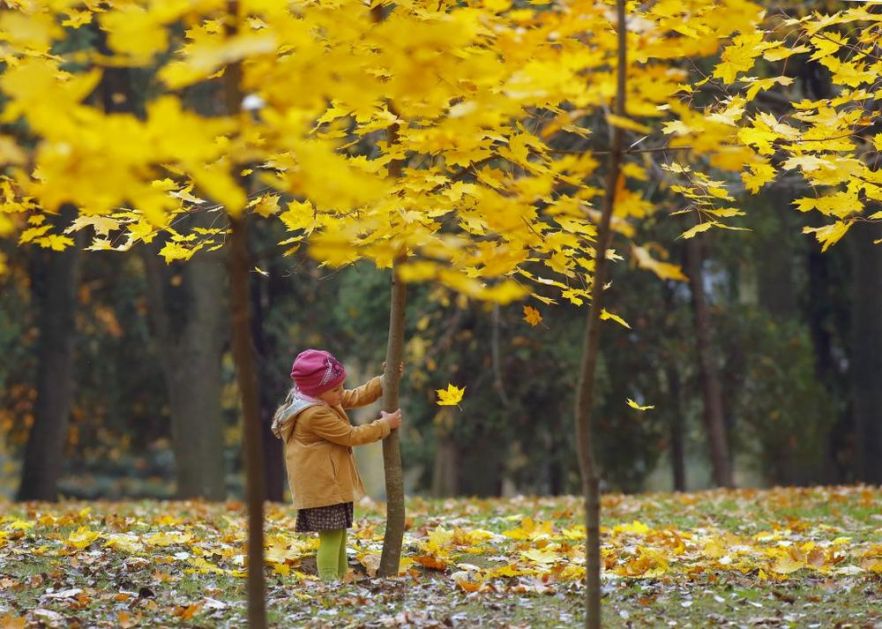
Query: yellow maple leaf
809 32 846 61
435 384 465 406
521 548 559 565
714 30 774 84
65 215 122 238
104 534 144 554
67 526 101 550
606 113 650 134
600 309 630 329
99 5 169 64
803 221 852 252
680 221 718 240
523 305 542 326
503 517 554 541
770 554 804 575
145 531 192 547
626 398 654 411
741 162 777 193
632 245 687 282
249 194 281 218
37 235 75 251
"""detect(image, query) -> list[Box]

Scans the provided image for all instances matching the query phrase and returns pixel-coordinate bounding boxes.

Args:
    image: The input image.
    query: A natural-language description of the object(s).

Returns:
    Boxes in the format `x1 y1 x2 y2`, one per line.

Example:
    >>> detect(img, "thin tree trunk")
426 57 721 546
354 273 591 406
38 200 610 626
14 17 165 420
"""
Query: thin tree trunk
379 256 407 577
684 238 734 487
666 365 686 492
17 205 80 501
251 246 284 502
574 2 626 626
223 3 266 625
229 216 267 627
850 223 882 483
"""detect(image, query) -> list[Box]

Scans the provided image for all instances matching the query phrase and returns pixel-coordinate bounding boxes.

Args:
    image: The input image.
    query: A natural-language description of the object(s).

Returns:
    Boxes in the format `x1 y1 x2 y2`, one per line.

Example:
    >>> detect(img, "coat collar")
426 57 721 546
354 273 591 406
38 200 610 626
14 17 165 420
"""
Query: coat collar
271 390 323 439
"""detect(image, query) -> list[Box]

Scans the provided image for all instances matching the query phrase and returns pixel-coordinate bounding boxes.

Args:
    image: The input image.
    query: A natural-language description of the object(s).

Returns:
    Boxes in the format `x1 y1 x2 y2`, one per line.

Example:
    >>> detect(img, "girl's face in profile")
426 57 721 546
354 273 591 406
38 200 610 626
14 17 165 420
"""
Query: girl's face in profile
317 384 344 406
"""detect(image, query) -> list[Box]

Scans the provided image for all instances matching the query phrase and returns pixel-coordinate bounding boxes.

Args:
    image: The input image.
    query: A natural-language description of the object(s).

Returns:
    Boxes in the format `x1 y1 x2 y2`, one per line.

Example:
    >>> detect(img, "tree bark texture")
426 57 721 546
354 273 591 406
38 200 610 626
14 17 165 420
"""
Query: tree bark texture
666 364 687 492
379 257 407 577
229 216 267 627
250 239 285 502
223 3 266 625
141 226 227 501
684 238 734 488
574 2 626 625
850 223 882 483
17 205 80 502
756 198 799 320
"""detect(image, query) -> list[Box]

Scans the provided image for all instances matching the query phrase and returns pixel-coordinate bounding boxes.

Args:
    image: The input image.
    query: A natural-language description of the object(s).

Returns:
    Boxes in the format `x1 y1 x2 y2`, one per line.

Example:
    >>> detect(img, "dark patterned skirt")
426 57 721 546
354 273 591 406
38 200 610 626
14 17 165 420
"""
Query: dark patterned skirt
295 502 354 532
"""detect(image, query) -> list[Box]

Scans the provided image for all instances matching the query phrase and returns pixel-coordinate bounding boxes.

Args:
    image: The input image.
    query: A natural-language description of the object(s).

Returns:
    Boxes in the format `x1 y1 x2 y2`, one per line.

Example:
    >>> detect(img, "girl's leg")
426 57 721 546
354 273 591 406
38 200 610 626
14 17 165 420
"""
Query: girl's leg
317 529 345 582
337 528 348 579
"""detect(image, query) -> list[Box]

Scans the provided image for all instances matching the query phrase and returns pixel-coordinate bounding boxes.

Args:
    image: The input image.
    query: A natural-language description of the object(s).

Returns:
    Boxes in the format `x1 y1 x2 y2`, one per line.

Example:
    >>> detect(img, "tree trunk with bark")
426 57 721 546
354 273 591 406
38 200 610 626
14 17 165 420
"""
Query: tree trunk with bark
17 205 80 502
850 223 882 483
141 230 227 501
379 257 407 577
229 216 267 627
666 364 687 492
574 2 626 626
684 237 734 488
250 242 285 502
223 4 266 625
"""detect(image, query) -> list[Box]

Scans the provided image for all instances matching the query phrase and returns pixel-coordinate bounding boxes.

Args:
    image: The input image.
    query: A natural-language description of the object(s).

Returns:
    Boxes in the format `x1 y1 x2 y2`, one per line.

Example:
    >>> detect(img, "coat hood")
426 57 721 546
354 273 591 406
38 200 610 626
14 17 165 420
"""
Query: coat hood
271 390 323 439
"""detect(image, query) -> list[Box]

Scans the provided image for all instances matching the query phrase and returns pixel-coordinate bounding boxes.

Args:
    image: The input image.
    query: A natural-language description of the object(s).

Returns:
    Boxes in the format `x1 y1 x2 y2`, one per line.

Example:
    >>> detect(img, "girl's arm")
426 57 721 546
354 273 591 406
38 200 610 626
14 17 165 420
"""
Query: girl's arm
341 376 383 409
307 406 391 446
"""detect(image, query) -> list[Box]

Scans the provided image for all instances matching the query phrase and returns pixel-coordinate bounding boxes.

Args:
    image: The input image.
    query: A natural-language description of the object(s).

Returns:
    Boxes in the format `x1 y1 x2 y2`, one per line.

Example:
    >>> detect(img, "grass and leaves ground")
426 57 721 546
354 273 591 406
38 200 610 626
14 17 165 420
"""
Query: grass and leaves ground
1 486 881 627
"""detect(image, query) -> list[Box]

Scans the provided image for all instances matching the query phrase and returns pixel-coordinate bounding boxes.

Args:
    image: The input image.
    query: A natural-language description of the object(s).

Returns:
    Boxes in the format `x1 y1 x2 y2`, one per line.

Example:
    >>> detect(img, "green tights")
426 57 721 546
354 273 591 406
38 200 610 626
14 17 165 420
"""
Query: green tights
316 529 348 582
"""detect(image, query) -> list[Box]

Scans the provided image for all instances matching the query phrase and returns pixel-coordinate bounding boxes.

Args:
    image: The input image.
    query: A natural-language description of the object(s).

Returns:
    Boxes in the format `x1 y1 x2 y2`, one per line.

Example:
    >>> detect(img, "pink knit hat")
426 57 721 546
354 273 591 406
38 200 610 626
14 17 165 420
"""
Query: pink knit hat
290 349 346 397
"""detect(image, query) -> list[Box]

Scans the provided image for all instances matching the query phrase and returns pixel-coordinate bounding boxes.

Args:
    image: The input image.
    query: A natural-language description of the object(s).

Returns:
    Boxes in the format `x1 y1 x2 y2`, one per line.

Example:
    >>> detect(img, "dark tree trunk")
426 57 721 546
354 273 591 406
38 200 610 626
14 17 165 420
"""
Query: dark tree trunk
101 36 227 500
222 5 266 623
850 223 882 483
666 364 687 492
250 239 285 502
17 206 80 502
574 3 626 626
756 201 799 320
685 237 734 488
227 216 267 627
379 257 407 577
806 246 854 482
141 230 227 501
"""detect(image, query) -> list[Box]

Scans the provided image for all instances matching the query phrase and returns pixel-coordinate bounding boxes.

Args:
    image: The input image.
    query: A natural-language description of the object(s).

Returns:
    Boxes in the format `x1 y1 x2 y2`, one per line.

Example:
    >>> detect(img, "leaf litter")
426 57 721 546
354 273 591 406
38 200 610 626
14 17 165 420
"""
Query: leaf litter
0 486 880 626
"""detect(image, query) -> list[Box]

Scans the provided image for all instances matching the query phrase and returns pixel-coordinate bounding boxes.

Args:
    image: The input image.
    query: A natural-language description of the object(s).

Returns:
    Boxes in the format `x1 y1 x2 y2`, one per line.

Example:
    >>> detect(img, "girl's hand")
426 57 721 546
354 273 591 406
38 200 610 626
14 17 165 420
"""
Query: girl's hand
381 409 403 430
382 362 405 377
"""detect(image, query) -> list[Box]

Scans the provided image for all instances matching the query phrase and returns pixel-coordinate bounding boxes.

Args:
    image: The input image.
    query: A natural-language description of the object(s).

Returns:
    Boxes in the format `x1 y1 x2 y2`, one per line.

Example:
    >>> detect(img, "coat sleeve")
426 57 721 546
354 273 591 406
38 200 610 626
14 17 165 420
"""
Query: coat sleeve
306 406 391 447
341 376 383 409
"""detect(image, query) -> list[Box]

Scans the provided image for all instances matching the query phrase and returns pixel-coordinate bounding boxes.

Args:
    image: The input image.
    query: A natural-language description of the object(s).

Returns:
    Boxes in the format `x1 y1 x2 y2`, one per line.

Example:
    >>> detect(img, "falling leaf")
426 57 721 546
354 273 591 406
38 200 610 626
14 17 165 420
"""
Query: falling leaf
600 309 631 329
435 384 465 406
626 398 655 411
523 305 542 326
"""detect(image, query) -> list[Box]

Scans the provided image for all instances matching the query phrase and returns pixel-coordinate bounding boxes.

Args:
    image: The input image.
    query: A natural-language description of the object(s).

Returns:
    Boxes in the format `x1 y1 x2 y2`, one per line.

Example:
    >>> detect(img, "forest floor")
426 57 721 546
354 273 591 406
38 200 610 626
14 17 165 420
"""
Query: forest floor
1 486 881 627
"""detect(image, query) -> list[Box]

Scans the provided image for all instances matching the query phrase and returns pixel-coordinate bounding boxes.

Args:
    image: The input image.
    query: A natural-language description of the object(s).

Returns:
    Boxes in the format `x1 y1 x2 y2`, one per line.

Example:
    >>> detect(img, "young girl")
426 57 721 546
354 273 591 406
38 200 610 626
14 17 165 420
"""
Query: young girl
271 348 402 582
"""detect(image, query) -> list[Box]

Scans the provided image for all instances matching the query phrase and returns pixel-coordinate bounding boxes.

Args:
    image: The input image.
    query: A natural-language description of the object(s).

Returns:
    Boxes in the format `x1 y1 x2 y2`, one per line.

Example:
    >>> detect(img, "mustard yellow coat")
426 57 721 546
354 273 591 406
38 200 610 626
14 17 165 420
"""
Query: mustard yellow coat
276 377 390 510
